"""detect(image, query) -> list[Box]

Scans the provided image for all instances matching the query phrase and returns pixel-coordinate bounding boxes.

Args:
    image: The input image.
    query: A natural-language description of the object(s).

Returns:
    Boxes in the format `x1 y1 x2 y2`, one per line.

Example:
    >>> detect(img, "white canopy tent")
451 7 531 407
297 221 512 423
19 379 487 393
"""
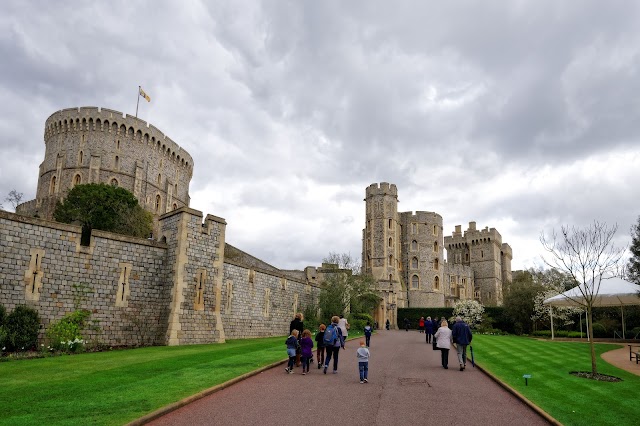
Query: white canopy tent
543 275 640 339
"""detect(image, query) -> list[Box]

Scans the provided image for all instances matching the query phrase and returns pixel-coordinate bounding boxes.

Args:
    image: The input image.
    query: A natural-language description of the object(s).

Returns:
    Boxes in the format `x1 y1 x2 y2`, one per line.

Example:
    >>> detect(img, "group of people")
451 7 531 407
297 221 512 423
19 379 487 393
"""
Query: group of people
432 316 473 370
285 313 373 383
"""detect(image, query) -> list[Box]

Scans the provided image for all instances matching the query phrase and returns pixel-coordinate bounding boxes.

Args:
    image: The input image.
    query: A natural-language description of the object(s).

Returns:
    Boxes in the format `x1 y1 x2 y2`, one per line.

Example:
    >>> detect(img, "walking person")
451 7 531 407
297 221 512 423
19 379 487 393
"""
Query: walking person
434 319 452 369
315 324 326 369
337 314 349 347
323 316 345 374
452 316 473 371
300 329 314 375
289 312 304 367
385 319 390 330
364 321 373 347
356 339 370 384
403 317 410 332
419 317 425 333
424 316 433 343
284 329 300 374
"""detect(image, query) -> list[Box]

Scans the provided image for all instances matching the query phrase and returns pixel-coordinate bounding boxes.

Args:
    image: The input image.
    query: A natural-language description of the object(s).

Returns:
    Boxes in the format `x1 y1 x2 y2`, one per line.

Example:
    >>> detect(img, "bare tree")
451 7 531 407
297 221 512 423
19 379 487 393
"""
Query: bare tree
540 221 627 376
5 190 23 212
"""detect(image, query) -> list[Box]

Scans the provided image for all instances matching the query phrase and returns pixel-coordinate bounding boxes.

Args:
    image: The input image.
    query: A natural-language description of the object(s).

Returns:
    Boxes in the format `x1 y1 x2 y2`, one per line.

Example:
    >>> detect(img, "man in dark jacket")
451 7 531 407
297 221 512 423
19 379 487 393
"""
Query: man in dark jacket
290 313 304 367
452 316 473 371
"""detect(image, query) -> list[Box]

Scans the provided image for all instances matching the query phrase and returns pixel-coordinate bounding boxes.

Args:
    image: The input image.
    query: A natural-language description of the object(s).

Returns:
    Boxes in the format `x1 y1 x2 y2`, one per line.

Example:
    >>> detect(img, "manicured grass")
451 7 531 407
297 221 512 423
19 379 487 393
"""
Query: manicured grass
0 337 289 426
473 335 639 426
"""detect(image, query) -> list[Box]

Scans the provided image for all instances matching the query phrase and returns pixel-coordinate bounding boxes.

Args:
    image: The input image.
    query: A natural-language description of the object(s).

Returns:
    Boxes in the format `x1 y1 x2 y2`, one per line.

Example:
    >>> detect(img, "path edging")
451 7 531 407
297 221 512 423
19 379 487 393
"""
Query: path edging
475 362 562 426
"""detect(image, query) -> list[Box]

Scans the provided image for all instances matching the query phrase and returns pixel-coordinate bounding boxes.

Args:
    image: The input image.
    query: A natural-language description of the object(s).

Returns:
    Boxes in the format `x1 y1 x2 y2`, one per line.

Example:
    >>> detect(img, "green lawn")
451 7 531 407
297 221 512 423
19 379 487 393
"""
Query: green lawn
0 337 288 426
473 335 638 426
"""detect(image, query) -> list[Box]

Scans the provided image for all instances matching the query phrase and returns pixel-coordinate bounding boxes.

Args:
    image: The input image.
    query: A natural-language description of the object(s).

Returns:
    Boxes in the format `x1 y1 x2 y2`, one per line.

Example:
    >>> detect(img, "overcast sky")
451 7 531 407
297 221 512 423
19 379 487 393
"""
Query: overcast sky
1 1 638 272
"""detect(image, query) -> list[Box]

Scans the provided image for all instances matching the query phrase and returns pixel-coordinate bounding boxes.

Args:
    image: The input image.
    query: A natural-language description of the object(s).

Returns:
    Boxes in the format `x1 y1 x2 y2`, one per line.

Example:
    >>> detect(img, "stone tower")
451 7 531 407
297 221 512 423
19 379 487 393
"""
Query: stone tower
399 211 444 307
362 182 405 328
16 107 193 229
444 222 512 306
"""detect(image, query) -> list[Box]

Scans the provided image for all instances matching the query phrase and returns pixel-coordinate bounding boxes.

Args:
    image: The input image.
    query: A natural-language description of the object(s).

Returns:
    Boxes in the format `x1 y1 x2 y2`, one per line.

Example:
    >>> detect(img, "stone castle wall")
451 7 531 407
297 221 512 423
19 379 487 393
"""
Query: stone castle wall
0 210 171 347
0 208 322 347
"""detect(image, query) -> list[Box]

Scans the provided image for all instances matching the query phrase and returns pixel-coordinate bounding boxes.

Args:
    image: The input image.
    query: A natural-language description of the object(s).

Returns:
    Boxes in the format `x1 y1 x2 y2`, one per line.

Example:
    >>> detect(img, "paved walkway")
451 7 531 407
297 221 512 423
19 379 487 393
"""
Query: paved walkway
148 331 550 426
600 344 640 376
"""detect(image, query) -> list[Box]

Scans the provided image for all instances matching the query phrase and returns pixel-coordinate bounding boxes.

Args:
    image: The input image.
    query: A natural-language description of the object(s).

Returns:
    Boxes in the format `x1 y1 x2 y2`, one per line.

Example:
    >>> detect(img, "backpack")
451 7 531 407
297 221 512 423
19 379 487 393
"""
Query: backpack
323 324 339 347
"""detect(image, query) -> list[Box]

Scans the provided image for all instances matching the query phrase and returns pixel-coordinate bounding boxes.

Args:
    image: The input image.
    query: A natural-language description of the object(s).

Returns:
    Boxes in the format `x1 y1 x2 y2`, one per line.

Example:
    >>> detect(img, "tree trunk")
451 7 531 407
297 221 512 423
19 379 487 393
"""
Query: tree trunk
587 305 597 375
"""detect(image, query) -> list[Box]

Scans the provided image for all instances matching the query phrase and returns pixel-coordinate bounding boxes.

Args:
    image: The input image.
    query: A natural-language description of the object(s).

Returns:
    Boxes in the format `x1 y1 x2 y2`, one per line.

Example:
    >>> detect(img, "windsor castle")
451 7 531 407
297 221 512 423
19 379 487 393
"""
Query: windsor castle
0 107 512 346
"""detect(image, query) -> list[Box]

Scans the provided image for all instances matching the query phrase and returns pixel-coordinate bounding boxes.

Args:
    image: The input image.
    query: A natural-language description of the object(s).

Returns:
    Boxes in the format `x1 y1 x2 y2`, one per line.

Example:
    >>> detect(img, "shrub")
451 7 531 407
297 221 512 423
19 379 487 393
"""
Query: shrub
5 305 40 351
348 319 367 333
350 313 374 325
46 310 91 353
0 304 6 326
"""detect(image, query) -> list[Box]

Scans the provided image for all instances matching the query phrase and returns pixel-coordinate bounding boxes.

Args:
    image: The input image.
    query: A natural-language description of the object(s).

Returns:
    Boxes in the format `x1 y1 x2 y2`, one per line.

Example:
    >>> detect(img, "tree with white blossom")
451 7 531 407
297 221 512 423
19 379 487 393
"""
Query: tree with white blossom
452 299 484 328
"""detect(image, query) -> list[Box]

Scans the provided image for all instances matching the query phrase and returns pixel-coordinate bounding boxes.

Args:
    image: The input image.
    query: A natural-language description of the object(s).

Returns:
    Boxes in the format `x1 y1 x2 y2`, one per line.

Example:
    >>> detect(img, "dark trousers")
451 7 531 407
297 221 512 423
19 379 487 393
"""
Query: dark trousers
324 346 340 371
359 361 369 381
365 335 371 347
440 348 450 368
287 356 295 370
301 356 311 372
316 346 325 365
425 332 432 343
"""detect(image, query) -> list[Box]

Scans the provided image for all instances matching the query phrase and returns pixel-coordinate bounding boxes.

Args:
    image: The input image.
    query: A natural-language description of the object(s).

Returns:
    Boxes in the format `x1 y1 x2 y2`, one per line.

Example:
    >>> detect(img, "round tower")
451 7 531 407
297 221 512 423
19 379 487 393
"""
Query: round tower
17 107 193 223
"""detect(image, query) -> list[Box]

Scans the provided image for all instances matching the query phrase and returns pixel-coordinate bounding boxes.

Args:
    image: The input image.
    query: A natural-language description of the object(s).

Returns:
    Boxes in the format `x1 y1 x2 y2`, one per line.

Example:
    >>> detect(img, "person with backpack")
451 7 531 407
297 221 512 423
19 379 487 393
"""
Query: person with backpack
323 316 344 374
314 324 326 369
285 329 300 374
364 322 373 347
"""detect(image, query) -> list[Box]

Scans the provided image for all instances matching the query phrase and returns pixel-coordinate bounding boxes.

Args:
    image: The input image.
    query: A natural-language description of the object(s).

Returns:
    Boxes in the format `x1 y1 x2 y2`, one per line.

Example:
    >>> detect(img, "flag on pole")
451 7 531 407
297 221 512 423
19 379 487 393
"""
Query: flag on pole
139 87 151 102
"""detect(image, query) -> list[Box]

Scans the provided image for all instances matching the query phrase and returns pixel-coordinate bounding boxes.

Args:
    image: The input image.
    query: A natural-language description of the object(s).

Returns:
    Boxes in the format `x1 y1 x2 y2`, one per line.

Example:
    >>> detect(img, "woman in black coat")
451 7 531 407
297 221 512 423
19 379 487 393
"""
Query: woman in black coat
289 313 304 367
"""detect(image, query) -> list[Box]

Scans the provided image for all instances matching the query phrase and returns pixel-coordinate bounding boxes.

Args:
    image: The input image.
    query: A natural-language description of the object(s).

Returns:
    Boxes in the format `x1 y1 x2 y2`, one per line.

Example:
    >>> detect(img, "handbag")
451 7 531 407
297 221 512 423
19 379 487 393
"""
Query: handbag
432 337 438 351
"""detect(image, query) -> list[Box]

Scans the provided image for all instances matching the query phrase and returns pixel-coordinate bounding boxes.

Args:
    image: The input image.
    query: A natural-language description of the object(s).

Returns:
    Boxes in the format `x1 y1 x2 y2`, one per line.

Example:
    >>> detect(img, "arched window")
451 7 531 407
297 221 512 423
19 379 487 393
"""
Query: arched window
433 225 438 235
114 156 119 170
388 237 392 247
434 258 439 270
411 240 417 251
172 203 177 210
116 139 120 150
157 174 161 185
412 275 419 289
434 276 440 290
388 219 392 229
73 174 81 186
78 151 83 165
411 257 418 269
433 241 438 252
155 195 161 212
49 176 56 194
174 183 177 194
389 274 393 282
110 178 118 187
388 255 393 266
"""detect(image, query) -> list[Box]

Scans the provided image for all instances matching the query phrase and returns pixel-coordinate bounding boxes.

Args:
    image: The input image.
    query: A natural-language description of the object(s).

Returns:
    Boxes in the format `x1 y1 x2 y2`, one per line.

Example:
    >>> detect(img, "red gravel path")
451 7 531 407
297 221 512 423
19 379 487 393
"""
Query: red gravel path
146 330 550 426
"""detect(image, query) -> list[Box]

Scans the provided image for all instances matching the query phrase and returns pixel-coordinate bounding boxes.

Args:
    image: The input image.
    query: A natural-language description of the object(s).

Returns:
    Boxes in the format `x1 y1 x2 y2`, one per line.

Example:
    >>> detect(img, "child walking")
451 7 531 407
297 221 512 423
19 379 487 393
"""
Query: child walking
356 339 370 383
315 324 326 369
364 322 372 347
300 329 314 375
285 329 300 374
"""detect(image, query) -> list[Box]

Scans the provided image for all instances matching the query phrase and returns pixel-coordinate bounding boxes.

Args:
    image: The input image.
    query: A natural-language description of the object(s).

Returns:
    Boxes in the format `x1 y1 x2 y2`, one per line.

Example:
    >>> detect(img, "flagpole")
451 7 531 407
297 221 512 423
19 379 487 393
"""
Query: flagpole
136 85 140 118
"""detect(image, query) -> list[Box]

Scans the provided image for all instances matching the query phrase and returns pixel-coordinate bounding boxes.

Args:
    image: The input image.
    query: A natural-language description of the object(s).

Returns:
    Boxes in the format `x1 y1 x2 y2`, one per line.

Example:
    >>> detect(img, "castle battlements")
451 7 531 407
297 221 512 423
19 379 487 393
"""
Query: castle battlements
365 182 398 199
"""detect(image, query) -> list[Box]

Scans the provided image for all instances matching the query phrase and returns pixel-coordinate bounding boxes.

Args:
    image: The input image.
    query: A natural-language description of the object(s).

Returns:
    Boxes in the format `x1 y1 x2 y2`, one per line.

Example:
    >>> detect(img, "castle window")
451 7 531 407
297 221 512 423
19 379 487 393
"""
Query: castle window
388 255 393 266
481 250 484 258
389 274 393 283
434 276 440 290
411 257 418 269
49 176 56 195
114 156 119 170
116 140 120 150
73 174 81 186
411 240 417 251
388 237 392 247
455 253 461 263
157 174 161 185
412 223 417 234
434 258 439 270
466 253 469 262
78 151 83 165
412 275 419 289
388 219 392 229
433 225 438 235
172 203 177 210
174 183 178 194
433 241 438 252
155 195 161 212
110 178 118 187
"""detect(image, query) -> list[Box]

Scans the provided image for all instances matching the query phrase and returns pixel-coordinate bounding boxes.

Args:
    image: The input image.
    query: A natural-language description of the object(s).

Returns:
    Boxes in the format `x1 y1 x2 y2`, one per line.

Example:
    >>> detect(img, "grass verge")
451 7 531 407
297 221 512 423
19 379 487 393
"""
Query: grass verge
0 337 288 426
473 335 638 426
